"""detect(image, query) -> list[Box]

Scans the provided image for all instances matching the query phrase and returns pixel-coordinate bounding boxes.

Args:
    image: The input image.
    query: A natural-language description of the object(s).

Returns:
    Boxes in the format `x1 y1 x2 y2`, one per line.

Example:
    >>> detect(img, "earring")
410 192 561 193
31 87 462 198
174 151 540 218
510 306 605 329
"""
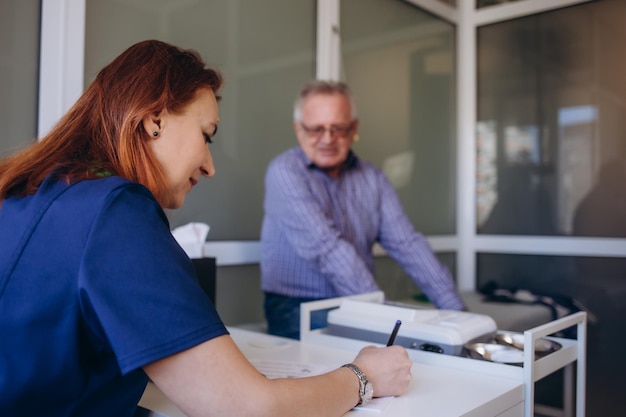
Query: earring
153 131 159 137
353 134 359 142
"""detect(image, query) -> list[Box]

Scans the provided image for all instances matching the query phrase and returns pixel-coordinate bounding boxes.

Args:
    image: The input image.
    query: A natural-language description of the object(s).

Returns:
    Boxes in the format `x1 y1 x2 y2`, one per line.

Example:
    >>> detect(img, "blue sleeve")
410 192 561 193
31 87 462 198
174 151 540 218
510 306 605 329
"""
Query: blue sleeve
78 184 227 374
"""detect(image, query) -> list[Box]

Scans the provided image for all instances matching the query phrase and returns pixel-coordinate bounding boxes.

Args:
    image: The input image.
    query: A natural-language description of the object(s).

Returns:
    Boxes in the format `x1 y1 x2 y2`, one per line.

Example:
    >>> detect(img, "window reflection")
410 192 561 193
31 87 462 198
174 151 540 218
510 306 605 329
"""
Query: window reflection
477 121 498 226
572 158 626 237
476 3 626 238
559 105 598 234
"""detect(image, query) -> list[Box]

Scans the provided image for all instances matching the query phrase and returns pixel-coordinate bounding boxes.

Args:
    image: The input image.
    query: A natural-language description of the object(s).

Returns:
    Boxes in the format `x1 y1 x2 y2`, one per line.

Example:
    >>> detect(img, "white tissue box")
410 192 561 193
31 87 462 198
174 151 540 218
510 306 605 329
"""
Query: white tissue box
171 222 210 258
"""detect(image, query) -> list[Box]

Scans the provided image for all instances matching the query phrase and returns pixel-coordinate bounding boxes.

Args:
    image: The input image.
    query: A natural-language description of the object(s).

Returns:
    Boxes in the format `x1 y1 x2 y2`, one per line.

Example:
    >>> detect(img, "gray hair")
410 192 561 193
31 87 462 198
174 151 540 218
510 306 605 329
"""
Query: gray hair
293 80 357 121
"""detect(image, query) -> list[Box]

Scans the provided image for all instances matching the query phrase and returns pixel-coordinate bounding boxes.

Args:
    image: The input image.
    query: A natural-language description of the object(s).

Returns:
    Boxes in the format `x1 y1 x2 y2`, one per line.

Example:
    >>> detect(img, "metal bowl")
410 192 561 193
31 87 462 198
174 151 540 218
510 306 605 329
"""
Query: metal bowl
464 342 525 365
494 332 561 356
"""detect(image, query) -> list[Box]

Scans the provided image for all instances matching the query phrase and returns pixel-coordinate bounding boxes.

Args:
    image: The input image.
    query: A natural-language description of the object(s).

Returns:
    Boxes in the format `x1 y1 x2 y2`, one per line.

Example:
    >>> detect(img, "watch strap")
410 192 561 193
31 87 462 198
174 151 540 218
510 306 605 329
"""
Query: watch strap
341 363 371 405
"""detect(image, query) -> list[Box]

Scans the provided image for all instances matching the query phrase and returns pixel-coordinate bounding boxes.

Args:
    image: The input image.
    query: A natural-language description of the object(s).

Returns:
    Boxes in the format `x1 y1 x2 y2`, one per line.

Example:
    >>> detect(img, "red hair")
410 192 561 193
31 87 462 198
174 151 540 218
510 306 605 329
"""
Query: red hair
0 40 223 206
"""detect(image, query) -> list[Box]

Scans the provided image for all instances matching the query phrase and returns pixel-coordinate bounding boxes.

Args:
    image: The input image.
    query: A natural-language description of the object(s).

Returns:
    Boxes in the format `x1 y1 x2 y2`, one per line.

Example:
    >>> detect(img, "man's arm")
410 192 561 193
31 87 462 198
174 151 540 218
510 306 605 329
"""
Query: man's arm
375 172 465 310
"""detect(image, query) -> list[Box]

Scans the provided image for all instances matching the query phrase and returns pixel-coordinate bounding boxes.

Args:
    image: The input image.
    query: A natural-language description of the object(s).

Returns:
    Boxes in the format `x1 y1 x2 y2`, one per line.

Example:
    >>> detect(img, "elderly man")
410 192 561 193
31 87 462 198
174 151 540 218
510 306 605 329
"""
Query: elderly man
260 80 465 339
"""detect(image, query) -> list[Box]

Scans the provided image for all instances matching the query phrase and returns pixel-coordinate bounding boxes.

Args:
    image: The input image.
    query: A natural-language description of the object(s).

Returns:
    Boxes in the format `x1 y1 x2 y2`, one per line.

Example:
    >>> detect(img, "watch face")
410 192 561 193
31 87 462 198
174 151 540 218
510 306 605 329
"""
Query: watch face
363 382 374 402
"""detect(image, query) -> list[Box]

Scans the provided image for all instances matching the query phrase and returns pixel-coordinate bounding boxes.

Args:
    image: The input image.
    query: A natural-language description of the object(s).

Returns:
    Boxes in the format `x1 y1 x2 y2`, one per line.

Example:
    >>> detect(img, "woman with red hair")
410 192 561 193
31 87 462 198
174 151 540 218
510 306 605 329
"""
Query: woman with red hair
0 40 410 417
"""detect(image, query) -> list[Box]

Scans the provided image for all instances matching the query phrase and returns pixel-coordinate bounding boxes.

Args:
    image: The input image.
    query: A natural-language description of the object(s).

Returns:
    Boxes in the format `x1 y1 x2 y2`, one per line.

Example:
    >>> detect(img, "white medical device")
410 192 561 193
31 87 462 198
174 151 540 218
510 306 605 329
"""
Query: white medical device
326 299 497 355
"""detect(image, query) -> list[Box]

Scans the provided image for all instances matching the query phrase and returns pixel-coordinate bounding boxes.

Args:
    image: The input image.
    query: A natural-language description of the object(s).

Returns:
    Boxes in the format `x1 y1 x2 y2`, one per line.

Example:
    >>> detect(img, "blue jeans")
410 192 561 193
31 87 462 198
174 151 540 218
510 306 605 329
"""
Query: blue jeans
263 292 330 340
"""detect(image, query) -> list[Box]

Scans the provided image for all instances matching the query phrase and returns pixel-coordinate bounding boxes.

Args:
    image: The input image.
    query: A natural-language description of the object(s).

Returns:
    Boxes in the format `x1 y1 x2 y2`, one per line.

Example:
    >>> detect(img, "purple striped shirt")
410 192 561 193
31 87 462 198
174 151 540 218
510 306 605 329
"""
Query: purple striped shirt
260 146 465 310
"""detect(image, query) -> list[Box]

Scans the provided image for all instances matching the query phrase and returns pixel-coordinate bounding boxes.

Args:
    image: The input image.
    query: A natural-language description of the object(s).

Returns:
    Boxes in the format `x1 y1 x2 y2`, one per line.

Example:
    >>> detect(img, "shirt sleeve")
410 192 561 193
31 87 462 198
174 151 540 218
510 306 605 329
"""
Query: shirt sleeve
376 172 466 310
77 183 228 374
264 159 379 295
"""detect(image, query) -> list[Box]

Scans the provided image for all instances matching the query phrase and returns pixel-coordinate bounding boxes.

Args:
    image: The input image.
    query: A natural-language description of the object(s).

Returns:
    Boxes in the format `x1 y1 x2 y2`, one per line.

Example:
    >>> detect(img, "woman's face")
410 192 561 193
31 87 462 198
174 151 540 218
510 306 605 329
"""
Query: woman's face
146 88 220 209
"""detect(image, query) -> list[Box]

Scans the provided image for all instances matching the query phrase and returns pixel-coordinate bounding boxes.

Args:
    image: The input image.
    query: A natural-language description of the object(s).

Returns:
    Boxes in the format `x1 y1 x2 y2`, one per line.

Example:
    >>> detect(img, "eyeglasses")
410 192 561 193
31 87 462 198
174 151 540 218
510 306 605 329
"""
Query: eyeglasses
299 121 355 140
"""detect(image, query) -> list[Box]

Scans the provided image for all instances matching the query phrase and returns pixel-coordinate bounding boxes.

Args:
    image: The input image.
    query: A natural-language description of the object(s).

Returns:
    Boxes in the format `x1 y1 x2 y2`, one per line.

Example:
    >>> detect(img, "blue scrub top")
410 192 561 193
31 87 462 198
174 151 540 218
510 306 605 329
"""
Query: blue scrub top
0 176 228 416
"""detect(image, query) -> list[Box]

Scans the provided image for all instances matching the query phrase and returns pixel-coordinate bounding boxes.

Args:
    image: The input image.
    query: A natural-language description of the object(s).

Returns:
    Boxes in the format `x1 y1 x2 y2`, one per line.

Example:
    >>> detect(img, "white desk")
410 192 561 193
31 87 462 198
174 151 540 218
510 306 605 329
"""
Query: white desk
300 294 587 417
139 327 524 417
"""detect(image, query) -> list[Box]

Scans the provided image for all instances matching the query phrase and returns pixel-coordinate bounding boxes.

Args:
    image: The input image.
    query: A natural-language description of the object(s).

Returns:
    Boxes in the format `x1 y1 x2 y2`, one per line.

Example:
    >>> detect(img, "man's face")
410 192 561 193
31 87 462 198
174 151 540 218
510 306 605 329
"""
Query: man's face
294 92 358 178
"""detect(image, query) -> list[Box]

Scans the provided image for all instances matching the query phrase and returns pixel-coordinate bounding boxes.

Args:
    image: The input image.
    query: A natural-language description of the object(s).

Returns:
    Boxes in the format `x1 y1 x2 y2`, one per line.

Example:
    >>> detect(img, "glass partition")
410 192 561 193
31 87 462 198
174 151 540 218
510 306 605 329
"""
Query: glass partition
338 0 457 299
375 252 456 300
477 2 626 238
0 1 40 158
85 0 316 240
341 0 457 235
476 4 626 413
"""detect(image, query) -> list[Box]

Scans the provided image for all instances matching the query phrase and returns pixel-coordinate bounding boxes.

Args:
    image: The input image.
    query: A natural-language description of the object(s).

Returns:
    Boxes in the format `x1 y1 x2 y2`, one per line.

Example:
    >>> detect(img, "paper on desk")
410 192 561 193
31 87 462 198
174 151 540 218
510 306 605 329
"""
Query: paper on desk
171 222 210 258
353 396 393 413
250 359 393 413
250 359 330 379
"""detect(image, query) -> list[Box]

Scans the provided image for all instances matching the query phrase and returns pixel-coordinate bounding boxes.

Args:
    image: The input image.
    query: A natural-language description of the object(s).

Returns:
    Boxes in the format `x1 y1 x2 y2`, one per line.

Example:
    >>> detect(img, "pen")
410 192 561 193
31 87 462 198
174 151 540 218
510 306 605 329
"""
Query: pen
386 319 402 346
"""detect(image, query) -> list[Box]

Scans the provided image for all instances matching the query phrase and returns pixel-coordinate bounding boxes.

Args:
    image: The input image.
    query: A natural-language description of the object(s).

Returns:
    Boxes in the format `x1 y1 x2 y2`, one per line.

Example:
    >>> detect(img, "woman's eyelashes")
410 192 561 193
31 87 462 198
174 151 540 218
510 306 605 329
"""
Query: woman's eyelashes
204 126 217 144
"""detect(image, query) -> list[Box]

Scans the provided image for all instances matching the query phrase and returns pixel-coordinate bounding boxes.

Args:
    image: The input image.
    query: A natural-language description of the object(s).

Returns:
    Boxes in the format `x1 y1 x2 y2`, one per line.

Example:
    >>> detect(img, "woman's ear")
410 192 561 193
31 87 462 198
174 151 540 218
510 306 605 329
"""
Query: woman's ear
142 112 162 138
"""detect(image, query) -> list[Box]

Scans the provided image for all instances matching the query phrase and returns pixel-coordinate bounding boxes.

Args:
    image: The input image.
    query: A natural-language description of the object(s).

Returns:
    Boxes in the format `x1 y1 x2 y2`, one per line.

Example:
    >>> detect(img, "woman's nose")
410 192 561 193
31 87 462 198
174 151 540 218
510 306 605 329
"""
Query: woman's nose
201 149 216 178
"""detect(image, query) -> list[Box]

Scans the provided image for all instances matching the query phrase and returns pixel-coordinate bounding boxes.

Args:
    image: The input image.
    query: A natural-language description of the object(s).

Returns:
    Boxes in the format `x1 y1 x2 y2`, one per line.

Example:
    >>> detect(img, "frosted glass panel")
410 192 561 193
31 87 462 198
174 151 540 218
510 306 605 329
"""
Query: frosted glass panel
477 2 626 238
341 0 456 235
85 0 316 239
375 252 456 301
0 1 39 158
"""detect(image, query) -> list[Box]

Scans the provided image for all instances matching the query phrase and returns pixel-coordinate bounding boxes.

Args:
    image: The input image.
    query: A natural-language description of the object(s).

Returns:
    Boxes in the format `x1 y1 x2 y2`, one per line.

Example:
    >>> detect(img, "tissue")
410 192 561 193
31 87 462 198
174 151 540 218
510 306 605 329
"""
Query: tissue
171 222 210 258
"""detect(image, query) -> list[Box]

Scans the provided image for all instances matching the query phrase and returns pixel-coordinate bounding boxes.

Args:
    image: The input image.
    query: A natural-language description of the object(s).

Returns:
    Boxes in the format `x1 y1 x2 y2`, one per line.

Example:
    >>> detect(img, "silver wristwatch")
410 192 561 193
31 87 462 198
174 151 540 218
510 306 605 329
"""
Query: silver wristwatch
341 363 374 405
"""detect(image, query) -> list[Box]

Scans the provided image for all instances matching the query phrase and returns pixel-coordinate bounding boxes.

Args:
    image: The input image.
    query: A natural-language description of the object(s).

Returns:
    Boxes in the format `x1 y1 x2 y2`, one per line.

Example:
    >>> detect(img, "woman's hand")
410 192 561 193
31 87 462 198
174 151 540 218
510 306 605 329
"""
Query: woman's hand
352 345 412 398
